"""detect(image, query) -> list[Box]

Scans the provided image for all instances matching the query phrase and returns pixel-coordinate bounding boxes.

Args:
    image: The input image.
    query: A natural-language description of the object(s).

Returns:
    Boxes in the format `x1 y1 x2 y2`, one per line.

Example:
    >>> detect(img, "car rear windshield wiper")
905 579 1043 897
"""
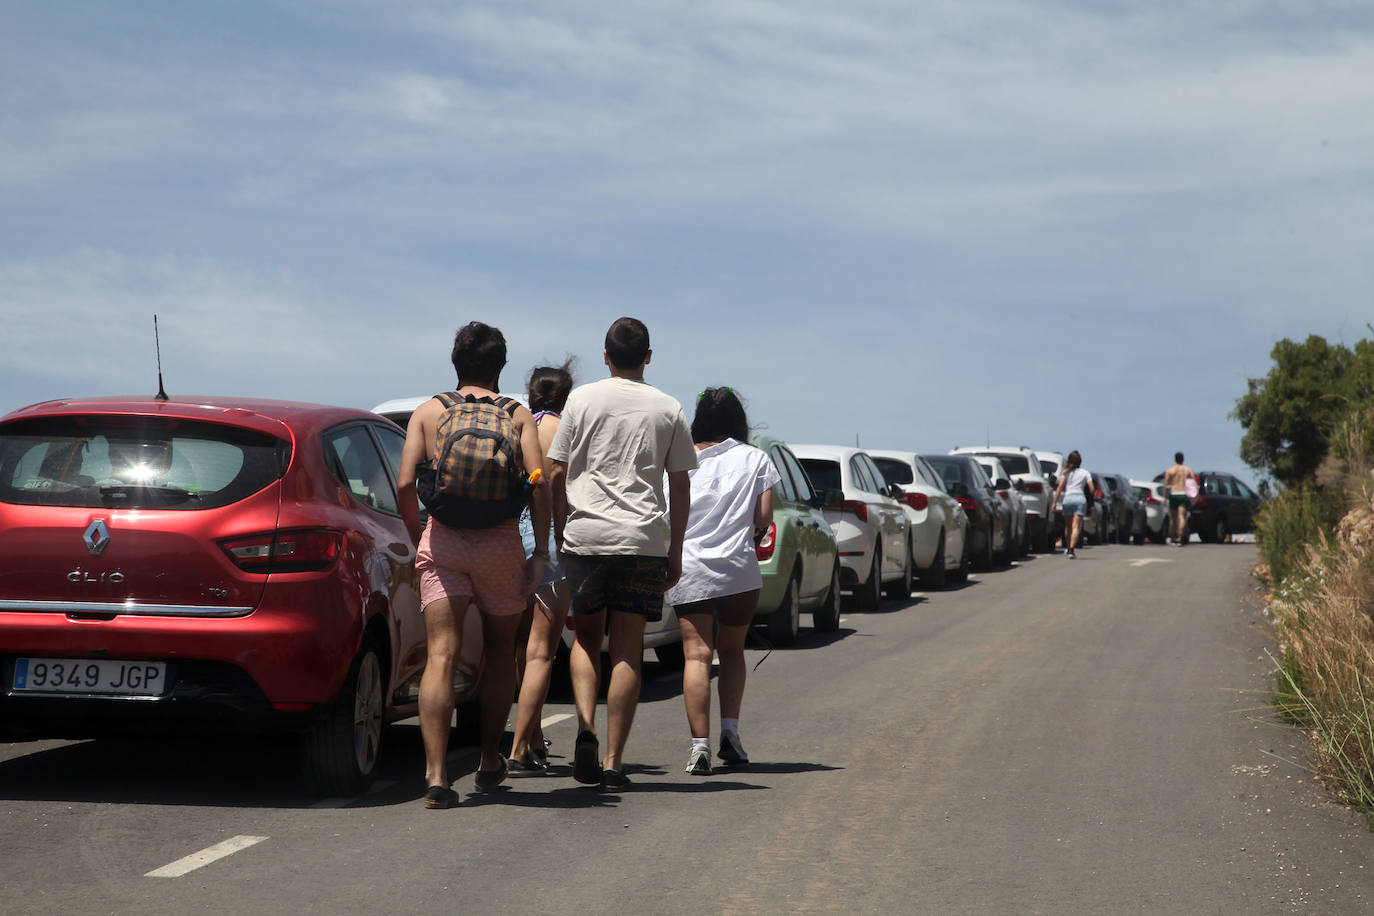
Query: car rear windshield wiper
98 484 200 504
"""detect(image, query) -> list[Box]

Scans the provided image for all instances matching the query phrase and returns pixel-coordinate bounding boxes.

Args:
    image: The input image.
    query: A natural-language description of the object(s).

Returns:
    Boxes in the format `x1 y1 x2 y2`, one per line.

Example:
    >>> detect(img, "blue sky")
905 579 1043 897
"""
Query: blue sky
3 1 1372 484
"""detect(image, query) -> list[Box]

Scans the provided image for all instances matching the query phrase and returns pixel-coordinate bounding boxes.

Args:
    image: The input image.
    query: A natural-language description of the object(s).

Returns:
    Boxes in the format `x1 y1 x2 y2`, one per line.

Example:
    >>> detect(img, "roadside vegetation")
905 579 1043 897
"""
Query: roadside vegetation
1239 334 1374 820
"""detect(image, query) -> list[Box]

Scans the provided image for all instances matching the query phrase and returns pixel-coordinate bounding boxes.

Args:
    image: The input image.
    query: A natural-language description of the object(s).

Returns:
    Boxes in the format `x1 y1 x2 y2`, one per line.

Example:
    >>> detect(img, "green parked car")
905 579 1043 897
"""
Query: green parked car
750 435 843 646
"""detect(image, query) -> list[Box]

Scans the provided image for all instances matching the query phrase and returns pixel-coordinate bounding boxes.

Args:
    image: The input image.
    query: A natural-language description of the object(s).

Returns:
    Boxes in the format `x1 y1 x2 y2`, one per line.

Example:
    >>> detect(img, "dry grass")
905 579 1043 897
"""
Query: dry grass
1265 412 1374 819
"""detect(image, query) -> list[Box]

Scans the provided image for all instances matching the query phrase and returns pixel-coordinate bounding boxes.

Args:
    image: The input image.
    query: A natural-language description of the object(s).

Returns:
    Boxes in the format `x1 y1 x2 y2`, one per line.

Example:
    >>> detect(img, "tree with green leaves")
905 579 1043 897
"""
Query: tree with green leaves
1231 335 1374 488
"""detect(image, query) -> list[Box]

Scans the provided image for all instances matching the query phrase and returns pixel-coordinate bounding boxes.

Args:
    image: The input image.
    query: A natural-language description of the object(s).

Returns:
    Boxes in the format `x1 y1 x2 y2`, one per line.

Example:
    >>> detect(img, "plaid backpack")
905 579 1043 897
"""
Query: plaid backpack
416 392 528 529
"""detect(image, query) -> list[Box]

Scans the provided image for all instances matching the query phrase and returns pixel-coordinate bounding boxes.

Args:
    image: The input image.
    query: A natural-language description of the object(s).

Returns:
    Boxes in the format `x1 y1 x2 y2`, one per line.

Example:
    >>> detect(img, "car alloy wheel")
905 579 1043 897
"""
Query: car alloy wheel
767 569 802 646
301 638 385 796
922 532 948 589
857 544 882 610
886 538 914 600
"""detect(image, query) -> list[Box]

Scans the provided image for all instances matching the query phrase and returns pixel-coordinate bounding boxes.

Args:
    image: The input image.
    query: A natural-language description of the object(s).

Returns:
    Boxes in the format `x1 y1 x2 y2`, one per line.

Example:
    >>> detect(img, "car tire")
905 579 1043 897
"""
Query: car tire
856 545 882 610
1208 517 1227 544
300 637 385 797
949 538 970 583
1019 522 1031 558
885 538 914 600
1032 523 1050 554
922 532 948 589
654 641 685 669
767 569 802 646
813 562 842 633
975 524 994 571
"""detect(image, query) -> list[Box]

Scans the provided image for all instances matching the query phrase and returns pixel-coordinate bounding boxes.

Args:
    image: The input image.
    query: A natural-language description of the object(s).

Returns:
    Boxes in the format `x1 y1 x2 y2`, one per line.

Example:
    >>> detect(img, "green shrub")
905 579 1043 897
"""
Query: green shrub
1257 486 1347 587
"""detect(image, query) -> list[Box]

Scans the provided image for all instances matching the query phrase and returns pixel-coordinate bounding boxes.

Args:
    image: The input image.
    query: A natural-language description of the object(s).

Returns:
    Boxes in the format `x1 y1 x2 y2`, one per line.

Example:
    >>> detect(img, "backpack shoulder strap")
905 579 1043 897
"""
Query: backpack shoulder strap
495 397 521 416
434 391 461 409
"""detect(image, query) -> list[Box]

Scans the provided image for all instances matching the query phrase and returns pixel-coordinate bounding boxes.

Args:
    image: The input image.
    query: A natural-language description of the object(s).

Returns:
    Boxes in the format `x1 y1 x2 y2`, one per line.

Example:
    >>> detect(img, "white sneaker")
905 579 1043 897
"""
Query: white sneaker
717 730 749 766
685 746 712 775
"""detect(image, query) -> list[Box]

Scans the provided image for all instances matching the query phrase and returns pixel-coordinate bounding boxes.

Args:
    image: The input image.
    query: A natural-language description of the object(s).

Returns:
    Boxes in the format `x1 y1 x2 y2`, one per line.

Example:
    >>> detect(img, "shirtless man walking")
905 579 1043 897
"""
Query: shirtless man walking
397 321 551 808
1162 452 1196 546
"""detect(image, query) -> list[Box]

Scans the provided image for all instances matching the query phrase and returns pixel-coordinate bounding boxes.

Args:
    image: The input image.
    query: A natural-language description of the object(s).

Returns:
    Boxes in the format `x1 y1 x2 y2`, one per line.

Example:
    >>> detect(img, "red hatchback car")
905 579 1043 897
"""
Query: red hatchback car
0 395 427 794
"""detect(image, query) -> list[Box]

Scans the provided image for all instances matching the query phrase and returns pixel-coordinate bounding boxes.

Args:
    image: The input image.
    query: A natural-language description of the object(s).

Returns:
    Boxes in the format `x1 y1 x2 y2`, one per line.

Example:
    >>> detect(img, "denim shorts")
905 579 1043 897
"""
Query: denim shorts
1061 494 1087 517
519 508 563 586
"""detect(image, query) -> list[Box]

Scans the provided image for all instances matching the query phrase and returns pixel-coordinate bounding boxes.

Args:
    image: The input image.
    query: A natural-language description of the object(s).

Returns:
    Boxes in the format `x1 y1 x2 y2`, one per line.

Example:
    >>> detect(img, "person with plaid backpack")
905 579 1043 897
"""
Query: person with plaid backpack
397 321 551 809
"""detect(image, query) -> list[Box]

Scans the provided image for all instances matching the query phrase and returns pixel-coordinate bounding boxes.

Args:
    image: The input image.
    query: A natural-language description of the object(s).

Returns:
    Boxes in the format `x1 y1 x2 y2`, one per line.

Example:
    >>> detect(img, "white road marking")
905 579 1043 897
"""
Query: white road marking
541 712 573 728
145 835 268 878
1128 558 1172 567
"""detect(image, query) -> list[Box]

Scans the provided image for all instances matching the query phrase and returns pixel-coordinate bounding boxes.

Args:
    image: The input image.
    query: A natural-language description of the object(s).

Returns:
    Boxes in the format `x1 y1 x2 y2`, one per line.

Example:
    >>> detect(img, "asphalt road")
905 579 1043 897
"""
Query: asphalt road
4 540 1373 915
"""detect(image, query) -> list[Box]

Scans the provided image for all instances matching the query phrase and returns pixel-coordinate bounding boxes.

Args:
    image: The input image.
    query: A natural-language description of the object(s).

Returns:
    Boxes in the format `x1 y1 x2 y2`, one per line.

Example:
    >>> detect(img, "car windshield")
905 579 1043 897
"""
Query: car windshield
797 458 841 493
0 415 289 510
1133 486 1150 498
872 458 913 486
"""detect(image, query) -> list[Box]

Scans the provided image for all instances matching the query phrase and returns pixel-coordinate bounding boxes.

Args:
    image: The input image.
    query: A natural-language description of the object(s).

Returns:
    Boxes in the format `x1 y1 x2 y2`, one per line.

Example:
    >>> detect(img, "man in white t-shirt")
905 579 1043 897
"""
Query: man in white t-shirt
547 317 698 790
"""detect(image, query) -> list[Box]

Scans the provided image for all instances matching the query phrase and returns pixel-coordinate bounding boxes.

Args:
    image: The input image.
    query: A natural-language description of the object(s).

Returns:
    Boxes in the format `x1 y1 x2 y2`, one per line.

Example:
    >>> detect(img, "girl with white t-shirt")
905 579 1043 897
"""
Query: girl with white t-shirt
667 387 780 776
1050 450 1092 559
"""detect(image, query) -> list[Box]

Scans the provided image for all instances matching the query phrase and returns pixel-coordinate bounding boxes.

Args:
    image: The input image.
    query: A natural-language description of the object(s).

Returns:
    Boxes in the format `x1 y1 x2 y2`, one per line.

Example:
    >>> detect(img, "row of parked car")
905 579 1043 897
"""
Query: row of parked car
0 390 1263 796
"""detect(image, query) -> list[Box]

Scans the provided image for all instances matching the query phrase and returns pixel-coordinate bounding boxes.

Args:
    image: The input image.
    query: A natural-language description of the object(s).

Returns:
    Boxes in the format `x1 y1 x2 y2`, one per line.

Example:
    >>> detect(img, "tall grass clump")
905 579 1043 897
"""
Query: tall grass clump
1264 407 1374 819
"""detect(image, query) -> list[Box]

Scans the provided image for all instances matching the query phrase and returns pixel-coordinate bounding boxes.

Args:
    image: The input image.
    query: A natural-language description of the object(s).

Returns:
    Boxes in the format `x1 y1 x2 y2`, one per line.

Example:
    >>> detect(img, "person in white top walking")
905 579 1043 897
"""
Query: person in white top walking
1049 450 1091 559
666 387 780 775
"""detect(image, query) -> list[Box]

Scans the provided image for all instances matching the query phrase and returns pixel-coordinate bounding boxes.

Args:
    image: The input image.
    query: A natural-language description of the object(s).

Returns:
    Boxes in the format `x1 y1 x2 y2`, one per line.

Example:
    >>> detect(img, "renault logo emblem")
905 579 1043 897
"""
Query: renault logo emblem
83 519 111 556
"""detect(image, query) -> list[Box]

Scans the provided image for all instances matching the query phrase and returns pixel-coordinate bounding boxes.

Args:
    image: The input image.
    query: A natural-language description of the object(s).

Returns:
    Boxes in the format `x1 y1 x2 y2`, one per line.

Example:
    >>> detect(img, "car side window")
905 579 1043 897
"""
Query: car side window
1235 479 1257 500
769 446 798 502
848 457 871 494
860 455 888 495
325 425 400 514
777 447 814 503
372 423 406 481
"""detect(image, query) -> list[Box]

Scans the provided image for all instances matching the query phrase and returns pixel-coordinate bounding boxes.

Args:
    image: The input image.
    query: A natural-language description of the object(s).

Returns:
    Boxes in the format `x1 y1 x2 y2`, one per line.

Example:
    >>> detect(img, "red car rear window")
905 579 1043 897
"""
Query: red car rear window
0 416 289 510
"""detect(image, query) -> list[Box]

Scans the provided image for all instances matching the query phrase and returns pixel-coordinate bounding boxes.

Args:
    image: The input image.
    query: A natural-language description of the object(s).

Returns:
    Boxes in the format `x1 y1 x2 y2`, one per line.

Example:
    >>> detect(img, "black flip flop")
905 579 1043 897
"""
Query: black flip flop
474 758 508 792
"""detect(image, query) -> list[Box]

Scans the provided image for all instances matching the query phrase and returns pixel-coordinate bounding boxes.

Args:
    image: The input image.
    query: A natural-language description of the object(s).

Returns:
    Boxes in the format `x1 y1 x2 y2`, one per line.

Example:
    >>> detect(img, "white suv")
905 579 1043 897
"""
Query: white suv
950 446 1054 553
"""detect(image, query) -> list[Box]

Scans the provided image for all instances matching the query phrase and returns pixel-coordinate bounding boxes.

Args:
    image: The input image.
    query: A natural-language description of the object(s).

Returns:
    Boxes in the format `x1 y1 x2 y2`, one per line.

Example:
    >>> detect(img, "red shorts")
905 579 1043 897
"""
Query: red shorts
417 519 527 617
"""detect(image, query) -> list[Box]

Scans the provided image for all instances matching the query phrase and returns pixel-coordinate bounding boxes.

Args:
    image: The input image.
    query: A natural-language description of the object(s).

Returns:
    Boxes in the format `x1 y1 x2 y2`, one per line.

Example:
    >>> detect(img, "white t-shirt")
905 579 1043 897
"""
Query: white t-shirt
1061 467 1092 501
547 376 698 556
666 439 781 605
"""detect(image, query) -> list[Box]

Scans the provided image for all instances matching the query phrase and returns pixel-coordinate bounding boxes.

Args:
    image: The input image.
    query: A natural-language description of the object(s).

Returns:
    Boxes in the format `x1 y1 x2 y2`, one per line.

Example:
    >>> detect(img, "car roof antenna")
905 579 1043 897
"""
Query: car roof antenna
154 314 169 401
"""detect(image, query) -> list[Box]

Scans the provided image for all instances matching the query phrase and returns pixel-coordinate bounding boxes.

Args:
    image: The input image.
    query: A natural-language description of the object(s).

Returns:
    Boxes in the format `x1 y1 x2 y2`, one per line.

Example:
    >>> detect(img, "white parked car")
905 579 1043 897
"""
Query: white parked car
868 449 969 588
1131 479 1169 544
370 396 684 662
966 454 1029 560
952 446 1054 552
791 445 914 609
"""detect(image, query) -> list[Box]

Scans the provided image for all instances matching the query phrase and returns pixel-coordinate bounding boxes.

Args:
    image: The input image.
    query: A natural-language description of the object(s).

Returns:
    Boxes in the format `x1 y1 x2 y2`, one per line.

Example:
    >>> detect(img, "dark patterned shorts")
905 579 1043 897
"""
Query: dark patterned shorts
559 553 668 621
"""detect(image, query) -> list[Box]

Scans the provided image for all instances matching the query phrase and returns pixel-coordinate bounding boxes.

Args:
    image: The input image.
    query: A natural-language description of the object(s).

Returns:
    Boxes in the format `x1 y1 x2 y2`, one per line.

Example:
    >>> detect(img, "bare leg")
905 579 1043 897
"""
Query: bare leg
571 610 604 736
1069 514 1083 550
602 611 646 773
715 621 750 722
419 597 469 788
477 611 523 773
510 583 570 761
679 611 715 739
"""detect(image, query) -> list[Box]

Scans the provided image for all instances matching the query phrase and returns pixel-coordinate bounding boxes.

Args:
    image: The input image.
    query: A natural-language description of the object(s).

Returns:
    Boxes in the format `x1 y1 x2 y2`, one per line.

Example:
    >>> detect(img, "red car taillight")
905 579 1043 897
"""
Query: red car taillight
1024 482 1043 493
901 492 928 511
1095 487 1104 499
756 522 777 561
1193 492 1208 508
825 499 869 522
220 528 343 573
956 496 977 513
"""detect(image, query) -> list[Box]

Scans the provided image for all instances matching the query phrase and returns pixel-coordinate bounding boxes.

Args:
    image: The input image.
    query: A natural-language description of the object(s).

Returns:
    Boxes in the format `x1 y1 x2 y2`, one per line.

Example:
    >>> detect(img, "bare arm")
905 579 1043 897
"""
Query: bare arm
754 488 773 532
396 402 436 546
515 406 550 592
549 459 569 554
665 469 691 591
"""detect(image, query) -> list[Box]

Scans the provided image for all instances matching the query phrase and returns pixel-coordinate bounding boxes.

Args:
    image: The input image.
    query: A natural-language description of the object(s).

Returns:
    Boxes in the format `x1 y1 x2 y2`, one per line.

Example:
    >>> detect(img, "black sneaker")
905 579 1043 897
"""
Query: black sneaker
599 768 631 791
573 731 602 785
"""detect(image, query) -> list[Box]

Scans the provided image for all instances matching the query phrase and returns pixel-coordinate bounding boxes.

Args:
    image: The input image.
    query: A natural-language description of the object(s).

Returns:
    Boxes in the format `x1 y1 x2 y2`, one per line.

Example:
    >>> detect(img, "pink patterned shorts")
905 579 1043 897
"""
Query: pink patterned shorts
417 519 527 617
